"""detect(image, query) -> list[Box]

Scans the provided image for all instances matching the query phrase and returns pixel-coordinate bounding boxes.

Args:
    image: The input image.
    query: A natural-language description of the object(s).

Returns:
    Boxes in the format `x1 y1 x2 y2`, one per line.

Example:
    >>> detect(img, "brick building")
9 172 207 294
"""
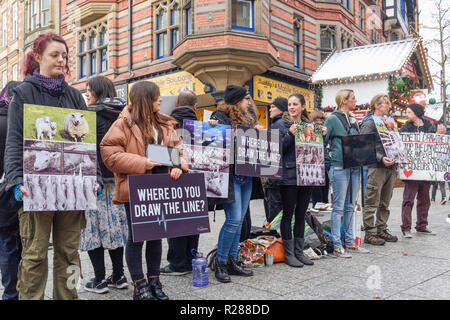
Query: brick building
1 0 419 126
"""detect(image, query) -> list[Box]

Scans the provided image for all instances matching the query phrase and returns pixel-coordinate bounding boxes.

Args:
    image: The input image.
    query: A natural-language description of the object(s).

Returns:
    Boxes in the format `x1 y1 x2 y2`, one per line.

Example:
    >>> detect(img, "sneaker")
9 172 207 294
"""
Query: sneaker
84 278 109 294
416 228 437 235
160 265 191 276
346 244 370 253
364 233 386 246
106 275 129 289
377 229 398 242
441 198 447 205
333 247 352 258
402 231 413 238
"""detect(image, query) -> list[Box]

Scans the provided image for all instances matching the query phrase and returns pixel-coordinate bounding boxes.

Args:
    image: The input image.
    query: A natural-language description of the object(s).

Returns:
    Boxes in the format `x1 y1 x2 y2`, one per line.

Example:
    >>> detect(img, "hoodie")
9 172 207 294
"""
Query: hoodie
4 74 87 191
169 105 198 128
89 98 127 182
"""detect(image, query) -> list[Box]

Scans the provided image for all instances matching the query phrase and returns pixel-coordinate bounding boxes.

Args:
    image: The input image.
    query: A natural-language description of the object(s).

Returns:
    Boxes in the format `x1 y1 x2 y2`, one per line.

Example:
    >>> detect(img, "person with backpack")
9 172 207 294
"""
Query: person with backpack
324 89 363 258
399 104 437 238
272 93 326 267
79 76 129 293
3 32 100 300
360 94 398 246
100 80 189 300
0 81 22 300
160 89 200 276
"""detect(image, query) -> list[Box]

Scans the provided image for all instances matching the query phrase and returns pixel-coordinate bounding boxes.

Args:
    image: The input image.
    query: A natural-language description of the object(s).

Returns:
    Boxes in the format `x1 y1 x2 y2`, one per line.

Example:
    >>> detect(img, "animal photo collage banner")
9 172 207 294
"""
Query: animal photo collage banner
294 122 326 186
399 132 450 181
373 115 409 164
23 104 97 211
182 119 231 198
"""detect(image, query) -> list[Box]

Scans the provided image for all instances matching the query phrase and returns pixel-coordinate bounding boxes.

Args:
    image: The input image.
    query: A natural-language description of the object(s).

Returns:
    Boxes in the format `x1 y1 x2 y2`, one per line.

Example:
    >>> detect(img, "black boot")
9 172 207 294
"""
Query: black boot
133 278 157 300
294 238 314 266
227 256 253 277
283 238 303 268
148 276 169 300
214 258 231 283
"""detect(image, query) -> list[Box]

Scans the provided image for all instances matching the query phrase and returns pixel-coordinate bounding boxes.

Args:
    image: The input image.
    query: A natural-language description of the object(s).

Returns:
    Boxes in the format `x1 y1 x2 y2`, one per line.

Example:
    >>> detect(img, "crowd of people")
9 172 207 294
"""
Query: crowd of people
0 31 444 300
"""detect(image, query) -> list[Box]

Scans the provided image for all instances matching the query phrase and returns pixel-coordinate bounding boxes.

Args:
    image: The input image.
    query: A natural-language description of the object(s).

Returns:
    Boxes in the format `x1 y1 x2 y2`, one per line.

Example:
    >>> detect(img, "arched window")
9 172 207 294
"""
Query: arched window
78 22 109 79
320 26 336 63
154 1 180 59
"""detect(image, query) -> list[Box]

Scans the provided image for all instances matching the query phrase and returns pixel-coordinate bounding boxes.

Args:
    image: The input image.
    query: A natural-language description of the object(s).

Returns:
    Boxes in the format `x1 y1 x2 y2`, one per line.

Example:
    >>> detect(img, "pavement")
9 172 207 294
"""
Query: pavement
2 187 450 300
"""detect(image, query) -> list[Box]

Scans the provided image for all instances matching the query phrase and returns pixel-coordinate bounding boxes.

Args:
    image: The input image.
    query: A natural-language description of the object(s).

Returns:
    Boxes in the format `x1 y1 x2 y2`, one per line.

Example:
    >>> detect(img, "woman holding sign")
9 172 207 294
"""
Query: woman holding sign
210 85 256 283
3 32 99 300
399 104 437 238
272 93 326 267
101 81 189 300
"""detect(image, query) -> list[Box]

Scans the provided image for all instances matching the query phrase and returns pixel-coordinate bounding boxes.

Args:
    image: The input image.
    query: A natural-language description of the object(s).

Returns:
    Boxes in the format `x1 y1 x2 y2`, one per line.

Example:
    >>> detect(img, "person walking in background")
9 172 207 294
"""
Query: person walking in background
309 110 330 206
79 76 129 293
324 89 362 258
101 81 189 300
210 85 256 283
360 94 398 246
160 90 200 276
262 97 286 223
273 93 325 267
400 104 437 238
0 81 22 300
3 32 100 300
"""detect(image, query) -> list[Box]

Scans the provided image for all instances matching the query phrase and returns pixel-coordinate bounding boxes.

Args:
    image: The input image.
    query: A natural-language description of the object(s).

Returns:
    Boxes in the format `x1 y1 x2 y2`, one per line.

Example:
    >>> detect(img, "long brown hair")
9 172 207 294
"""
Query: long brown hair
129 81 177 146
218 101 255 129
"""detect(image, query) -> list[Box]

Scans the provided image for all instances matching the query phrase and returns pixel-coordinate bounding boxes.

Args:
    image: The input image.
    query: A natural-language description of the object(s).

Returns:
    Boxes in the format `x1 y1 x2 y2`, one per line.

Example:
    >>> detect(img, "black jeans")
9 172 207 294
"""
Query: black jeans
239 207 251 242
124 203 162 281
279 185 313 240
263 186 282 223
311 171 330 206
167 234 199 272
0 230 22 300
87 246 125 282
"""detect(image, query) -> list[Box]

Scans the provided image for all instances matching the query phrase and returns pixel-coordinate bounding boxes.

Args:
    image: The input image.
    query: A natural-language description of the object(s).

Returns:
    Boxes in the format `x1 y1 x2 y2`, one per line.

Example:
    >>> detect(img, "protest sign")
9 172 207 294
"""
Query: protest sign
294 122 326 186
182 120 231 198
23 104 97 211
235 125 282 178
128 172 210 242
373 115 409 164
399 132 450 181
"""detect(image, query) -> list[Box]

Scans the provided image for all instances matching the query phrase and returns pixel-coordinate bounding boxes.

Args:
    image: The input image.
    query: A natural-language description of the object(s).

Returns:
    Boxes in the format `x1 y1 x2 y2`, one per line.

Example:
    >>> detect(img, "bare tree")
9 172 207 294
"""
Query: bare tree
421 0 450 127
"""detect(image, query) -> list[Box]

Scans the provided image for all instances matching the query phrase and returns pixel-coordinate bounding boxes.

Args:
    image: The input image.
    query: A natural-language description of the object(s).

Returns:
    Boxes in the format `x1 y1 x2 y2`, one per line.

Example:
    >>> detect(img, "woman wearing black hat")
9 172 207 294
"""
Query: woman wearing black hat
210 85 256 283
399 104 437 238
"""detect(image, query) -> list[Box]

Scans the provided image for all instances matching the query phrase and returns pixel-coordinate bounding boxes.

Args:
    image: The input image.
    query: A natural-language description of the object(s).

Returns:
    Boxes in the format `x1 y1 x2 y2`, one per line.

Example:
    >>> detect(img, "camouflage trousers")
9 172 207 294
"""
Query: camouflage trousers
17 208 85 300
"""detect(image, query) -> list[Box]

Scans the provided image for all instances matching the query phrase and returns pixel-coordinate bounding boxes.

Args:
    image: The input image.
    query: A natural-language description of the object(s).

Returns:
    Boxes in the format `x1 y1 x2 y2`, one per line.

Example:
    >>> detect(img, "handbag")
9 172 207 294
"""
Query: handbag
260 236 285 263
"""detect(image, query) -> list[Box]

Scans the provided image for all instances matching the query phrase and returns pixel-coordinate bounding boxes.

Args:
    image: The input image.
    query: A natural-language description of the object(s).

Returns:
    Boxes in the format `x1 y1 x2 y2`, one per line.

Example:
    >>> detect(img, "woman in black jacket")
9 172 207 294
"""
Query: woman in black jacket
4 32 97 300
274 93 326 267
79 76 129 294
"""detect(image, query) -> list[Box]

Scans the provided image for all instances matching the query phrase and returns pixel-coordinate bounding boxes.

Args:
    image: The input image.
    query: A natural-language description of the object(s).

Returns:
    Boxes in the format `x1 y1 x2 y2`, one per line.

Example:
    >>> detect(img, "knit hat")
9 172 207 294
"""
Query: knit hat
270 97 288 112
224 85 247 105
407 103 425 119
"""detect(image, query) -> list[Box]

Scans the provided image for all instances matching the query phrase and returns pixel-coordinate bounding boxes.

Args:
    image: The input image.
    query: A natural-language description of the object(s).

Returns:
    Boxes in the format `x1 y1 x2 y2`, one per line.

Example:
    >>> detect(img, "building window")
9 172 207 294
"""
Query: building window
293 18 303 69
41 0 50 27
2 11 7 47
154 1 180 59
30 0 37 30
320 26 336 63
78 22 108 79
12 64 18 81
12 2 18 40
360 4 365 31
184 0 192 36
231 0 254 31
340 0 351 11
2 70 7 88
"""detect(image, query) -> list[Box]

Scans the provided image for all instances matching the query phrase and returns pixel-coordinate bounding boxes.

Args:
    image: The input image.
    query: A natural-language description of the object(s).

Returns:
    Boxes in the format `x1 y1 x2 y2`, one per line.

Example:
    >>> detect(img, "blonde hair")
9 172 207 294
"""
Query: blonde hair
370 94 389 113
335 89 354 108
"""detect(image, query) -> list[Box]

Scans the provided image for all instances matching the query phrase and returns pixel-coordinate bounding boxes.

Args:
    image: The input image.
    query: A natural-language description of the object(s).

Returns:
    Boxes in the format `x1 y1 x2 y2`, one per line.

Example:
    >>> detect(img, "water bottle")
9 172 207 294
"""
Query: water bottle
192 250 208 287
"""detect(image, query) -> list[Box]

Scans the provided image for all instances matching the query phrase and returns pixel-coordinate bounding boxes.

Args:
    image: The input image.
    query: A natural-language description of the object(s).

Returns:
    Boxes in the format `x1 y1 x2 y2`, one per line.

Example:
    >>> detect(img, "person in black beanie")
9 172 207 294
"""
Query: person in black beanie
399 103 437 238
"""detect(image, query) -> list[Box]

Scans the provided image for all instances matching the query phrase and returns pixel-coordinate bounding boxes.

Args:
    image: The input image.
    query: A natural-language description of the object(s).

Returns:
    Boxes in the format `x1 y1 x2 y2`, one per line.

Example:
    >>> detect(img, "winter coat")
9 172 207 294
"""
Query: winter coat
4 75 88 191
100 105 189 204
360 113 395 169
264 113 284 188
399 118 436 134
0 101 8 178
276 112 311 186
170 105 198 128
88 98 127 183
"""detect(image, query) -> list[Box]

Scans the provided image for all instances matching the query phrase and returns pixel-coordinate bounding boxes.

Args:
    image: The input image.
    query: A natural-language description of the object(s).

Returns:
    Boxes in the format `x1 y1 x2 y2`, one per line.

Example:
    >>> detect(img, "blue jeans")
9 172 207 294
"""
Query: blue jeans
0 231 22 300
328 166 360 249
217 175 253 261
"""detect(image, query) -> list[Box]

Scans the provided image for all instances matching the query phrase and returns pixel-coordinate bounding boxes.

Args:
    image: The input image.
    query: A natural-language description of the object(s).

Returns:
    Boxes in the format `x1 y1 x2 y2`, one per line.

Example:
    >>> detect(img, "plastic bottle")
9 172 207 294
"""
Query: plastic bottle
192 250 208 287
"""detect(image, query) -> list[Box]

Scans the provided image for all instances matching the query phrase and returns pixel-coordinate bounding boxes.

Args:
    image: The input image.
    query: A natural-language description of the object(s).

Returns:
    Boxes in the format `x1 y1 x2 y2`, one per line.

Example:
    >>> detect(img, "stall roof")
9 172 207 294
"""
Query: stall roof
311 37 432 89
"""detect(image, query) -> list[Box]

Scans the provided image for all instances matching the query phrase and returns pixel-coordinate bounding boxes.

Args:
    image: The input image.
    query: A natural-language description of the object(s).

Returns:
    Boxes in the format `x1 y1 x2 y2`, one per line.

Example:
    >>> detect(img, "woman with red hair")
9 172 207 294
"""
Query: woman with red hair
3 32 99 300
